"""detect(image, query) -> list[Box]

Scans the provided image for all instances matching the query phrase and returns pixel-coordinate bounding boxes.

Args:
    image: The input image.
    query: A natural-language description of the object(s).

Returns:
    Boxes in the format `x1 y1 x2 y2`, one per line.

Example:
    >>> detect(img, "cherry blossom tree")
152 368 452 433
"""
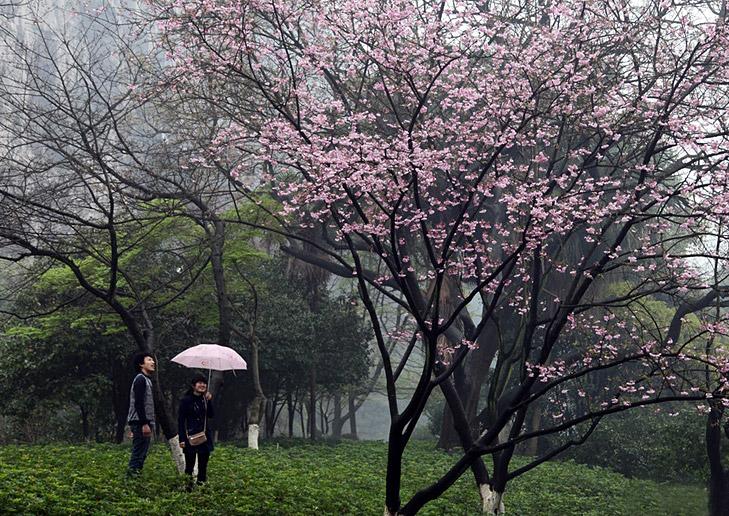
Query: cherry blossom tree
149 0 729 513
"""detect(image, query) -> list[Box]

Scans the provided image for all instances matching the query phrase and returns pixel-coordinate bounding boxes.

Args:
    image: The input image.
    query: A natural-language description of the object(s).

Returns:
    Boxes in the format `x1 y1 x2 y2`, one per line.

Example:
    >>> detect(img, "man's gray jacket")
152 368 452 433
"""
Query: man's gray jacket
127 373 155 425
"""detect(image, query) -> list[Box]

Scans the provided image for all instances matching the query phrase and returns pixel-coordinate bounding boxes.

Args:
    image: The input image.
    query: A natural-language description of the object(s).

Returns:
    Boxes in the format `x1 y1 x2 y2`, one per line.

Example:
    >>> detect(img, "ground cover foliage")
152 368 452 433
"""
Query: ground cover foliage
0 441 705 515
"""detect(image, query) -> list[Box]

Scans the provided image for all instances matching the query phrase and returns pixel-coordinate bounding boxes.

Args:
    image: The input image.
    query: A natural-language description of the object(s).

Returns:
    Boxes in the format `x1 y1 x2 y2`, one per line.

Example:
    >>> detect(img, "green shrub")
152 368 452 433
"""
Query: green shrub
559 411 711 484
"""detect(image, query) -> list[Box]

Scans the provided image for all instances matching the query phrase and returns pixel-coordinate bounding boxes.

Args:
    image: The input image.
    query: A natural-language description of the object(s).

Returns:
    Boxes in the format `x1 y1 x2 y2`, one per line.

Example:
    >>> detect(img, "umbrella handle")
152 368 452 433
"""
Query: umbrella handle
207 368 211 390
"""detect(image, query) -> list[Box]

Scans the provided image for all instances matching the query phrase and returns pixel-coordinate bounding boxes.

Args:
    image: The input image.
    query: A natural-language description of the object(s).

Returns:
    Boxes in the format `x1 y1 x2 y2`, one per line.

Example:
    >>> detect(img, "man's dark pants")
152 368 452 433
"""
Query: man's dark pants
127 422 153 476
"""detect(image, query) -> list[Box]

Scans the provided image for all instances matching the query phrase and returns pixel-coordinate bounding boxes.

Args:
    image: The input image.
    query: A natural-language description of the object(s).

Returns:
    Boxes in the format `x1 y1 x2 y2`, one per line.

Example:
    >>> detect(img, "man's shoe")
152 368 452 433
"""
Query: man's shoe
126 469 141 479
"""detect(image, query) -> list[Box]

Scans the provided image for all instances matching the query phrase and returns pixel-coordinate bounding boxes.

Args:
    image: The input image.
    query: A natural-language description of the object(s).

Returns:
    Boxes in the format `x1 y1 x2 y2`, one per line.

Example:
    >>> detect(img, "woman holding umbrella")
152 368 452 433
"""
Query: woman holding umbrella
178 373 215 488
172 344 246 487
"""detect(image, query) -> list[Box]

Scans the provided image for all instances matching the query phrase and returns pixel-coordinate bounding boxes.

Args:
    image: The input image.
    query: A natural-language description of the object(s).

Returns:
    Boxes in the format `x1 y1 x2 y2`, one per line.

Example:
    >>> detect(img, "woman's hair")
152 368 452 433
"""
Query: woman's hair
186 373 208 395
190 373 208 386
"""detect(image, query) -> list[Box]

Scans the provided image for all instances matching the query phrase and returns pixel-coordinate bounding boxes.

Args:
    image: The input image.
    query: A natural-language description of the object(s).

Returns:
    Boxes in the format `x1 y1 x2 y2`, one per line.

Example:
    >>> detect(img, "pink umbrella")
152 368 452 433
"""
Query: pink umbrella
171 344 247 382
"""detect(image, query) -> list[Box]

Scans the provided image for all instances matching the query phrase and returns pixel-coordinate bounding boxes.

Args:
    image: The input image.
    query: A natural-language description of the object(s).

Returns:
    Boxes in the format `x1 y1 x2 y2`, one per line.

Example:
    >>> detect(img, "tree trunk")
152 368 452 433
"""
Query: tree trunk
231 268 267 446
484 408 526 516
247 389 265 450
240 404 248 436
287 237 328 441
522 406 543 456
440 385 489 486
111 359 129 444
439 320 500 450
247 333 266 449
319 398 330 435
332 390 343 438
299 399 307 437
480 485 505 516
80 405 90 442
348 390 358 438
707 405 729 516
210 218 233 348
438 370 495 512
287 392 295 438
115 417 126 444
246 391 265 449
265 398 276 438
308 368 317 440
385 428 405 515
435 277 486 450
437 398 460 450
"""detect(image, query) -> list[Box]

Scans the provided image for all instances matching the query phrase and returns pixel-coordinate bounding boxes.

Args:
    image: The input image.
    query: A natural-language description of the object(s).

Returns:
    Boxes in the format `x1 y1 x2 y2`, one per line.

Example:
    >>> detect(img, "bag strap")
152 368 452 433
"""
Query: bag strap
185 401 190 438
202 397 207 433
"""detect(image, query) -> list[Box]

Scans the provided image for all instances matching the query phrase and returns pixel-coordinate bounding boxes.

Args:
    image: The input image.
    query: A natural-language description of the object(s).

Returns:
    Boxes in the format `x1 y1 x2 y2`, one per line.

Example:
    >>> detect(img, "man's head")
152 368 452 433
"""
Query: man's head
133 352 156 375
190 373 208 395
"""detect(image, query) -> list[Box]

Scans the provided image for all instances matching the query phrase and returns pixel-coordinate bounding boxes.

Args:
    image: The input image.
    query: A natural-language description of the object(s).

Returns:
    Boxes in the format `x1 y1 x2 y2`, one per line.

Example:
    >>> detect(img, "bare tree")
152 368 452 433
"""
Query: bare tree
0 3 210 471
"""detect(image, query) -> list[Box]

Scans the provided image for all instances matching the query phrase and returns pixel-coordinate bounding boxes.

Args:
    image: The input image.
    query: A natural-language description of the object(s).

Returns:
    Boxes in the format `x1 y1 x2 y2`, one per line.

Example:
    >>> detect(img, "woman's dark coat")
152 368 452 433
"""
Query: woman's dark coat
178 393 215 451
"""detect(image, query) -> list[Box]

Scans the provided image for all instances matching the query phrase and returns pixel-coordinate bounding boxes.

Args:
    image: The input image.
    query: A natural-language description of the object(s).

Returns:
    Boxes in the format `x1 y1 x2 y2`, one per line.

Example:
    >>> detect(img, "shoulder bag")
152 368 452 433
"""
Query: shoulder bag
186 398 208 446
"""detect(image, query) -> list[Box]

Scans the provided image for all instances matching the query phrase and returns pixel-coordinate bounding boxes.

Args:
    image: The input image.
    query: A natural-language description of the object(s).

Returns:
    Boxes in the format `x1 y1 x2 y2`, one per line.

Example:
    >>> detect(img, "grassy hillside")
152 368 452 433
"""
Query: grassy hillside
0 440 706 515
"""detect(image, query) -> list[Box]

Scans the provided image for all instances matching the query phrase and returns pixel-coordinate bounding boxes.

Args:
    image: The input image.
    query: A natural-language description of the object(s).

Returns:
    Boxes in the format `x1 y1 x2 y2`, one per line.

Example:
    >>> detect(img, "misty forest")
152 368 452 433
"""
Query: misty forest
1 0 729 514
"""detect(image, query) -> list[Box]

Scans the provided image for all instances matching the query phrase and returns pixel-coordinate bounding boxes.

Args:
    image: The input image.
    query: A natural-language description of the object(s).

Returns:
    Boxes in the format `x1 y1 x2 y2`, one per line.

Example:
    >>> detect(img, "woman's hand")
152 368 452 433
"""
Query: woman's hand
205 392 213 401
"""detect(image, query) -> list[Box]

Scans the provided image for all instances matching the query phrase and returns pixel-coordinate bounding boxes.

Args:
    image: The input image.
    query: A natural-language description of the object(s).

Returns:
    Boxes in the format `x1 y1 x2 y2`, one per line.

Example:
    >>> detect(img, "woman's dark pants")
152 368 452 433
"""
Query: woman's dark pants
184 444 210 483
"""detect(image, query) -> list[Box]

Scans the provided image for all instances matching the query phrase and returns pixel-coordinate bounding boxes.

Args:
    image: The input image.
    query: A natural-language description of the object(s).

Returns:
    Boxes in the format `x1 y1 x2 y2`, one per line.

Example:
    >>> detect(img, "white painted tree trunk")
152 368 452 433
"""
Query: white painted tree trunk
167 435 196 476
383 506 398 516
480 484 505 515
168 435 186 473
248 424 260 450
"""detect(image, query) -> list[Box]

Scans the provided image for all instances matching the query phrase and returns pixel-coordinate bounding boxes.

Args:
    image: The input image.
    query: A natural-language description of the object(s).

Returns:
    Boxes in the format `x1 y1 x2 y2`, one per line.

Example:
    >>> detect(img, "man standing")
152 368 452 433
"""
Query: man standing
126 352 156 477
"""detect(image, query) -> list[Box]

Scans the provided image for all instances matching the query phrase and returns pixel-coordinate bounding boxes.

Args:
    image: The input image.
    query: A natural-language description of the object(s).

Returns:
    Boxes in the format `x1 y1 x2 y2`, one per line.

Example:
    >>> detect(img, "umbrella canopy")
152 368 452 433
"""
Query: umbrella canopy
171 344 247 371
